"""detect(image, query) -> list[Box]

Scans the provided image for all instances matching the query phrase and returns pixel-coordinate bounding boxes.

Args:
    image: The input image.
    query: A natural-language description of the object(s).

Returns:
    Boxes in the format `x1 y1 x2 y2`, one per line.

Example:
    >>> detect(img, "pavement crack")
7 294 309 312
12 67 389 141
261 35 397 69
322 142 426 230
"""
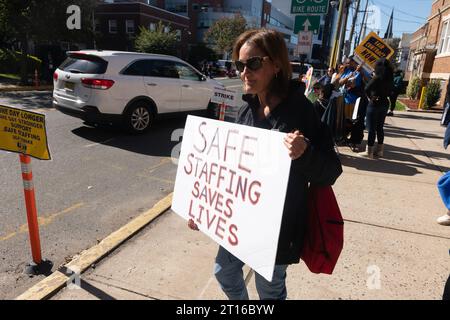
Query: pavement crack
344 219 450 240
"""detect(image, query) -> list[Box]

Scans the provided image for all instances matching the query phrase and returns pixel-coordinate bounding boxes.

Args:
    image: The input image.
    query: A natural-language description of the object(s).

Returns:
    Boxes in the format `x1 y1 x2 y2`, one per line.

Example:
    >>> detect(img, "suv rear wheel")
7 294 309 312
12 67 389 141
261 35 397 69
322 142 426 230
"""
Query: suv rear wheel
124 101 154 133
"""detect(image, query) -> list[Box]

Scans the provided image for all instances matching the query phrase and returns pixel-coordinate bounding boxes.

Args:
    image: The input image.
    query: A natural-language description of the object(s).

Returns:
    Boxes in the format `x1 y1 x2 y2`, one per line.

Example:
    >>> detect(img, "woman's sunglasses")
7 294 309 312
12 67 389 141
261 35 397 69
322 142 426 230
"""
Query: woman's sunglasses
234 56 269 72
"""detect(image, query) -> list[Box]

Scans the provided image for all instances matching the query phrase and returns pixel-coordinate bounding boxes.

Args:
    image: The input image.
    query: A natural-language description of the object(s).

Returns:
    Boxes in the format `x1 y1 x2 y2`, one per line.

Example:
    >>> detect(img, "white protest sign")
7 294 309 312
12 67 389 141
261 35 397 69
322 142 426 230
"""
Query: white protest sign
172 115 291 281
211 87 238 107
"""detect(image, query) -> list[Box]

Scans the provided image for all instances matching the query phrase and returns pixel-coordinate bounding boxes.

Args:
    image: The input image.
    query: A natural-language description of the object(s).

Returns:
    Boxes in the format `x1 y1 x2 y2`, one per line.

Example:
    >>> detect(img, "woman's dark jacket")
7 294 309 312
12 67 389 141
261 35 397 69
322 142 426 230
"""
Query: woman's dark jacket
236 81 343 265
365 76 393 106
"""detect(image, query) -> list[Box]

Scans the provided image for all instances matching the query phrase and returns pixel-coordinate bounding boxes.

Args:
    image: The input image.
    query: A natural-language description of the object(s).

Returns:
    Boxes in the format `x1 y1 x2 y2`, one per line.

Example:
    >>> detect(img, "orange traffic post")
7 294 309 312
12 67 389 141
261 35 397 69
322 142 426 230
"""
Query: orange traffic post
34 69 39 88
19 154 42 265
219 102 226 121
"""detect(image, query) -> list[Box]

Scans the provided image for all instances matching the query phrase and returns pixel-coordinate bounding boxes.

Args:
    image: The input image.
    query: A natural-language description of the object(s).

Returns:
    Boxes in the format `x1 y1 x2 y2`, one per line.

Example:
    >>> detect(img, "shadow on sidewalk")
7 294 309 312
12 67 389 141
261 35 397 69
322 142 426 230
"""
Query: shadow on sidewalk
384 124 443 140
390 113 443 122
341 143 450 176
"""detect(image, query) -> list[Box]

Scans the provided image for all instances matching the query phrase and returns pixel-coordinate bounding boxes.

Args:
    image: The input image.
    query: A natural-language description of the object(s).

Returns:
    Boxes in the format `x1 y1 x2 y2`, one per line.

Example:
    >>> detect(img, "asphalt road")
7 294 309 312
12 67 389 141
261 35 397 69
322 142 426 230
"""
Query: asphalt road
0 77 244 299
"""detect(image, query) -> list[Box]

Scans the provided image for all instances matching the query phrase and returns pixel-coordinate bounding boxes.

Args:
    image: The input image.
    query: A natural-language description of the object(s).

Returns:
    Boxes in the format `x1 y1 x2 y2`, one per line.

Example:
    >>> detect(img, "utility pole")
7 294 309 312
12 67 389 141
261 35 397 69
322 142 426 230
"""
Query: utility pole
337 0 350 64
329 0 347 68
92 10 97 50
355 0 369 49
347 0 361 55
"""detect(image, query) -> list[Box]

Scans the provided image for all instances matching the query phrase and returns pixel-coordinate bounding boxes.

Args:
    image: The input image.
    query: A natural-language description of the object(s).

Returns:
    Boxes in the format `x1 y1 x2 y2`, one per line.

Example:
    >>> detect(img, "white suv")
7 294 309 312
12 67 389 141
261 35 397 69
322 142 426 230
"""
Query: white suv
53 50 223 133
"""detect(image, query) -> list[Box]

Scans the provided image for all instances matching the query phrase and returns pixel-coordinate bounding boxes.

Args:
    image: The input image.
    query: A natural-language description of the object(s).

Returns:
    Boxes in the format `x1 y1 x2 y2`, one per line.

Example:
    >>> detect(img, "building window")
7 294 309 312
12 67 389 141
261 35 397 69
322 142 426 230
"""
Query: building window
109 20 117 33
176 29 182 41
149 23 156 31
439 20 450 54
126 20 135 34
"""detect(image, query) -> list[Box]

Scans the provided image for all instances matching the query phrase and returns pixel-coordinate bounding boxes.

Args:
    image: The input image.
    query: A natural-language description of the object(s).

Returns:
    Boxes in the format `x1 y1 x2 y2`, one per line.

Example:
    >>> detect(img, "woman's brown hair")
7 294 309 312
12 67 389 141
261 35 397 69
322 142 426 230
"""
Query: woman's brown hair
232 29 292 101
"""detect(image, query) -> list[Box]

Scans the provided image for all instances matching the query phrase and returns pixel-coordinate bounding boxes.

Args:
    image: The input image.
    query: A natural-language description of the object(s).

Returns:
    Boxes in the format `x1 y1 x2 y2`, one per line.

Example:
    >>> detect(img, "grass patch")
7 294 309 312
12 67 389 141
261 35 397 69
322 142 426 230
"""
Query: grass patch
0 73 20 80
395 100 406 111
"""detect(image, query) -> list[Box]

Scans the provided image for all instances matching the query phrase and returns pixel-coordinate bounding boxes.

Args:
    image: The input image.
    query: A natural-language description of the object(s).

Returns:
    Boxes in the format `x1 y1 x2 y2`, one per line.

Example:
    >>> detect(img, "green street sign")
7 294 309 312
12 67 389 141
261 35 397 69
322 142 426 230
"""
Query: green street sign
291 0 330 14
294 15 321 34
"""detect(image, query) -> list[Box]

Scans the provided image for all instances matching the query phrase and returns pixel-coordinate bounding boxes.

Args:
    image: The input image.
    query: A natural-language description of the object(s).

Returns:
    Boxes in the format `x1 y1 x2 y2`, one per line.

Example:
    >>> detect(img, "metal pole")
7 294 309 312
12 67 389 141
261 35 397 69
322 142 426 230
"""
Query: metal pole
92 11 97 50
348 0 361 53
329 0 347 68
337 1 350 64
355 0 369 49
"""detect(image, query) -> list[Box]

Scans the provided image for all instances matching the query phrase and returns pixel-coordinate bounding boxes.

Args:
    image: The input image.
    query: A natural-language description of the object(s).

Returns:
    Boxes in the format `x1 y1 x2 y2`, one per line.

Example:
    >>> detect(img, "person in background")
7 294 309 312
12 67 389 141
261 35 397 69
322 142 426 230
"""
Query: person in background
358 58 393 159
436 121 450 226
438 121 450 300
312 82 334 120
348 64 372 152
387 70 404 116
331 64 345 89
207 63 213 79
317 67 334 86
339 57 364 123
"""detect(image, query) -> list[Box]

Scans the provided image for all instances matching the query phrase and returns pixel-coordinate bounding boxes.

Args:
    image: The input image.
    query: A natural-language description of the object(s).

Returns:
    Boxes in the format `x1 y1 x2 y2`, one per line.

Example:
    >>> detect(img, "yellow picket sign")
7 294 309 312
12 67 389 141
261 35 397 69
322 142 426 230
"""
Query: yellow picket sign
0 105 51 160
354 32 395 71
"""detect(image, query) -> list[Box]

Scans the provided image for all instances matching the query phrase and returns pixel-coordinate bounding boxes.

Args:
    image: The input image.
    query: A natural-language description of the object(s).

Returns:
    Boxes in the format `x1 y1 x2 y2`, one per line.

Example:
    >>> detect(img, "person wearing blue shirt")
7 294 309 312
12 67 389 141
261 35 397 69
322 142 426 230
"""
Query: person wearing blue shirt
338 57 363 120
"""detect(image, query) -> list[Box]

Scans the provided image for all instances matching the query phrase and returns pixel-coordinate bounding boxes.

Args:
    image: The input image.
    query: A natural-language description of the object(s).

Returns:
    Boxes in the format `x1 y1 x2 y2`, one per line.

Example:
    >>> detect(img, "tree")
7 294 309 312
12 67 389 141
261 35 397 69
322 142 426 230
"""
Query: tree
134 22 178 56
385 37 401 70
0 0 97 84
187 43 218 69
425 80 442 108
407 76 421 100
204 14 248 59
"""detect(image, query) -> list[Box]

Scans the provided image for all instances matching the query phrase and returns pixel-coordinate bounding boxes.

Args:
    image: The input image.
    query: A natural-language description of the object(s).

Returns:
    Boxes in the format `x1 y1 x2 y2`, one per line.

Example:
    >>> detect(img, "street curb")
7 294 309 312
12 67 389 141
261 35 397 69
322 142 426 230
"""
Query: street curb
406 108 443 114
0 86 53 92
400 100 443 114
15 192 173 300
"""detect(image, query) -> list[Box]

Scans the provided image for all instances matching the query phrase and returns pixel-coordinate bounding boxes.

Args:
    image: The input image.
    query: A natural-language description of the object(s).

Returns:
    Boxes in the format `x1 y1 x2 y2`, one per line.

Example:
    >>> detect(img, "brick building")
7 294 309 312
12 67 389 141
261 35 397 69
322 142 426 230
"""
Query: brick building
429 0 450 105
95 1 191 58
406 0 450 106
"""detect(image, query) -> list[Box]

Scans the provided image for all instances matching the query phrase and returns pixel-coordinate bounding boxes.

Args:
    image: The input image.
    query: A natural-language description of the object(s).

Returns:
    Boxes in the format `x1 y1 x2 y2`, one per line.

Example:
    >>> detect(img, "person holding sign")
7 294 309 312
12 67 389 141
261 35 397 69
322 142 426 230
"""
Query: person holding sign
190 29 342 300
358 58 394 159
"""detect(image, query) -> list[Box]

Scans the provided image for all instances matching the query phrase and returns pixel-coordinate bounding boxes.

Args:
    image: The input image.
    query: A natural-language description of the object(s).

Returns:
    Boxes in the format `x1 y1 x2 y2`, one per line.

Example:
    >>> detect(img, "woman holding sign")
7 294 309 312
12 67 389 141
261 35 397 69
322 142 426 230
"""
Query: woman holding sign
189 29 342 300
358 58 394 159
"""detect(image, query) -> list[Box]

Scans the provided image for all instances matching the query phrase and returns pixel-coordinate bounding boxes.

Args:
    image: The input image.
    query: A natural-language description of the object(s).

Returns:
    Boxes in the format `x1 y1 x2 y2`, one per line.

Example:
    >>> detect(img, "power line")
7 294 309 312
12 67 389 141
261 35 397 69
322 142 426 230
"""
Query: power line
371 0 428 21
369 0 424 24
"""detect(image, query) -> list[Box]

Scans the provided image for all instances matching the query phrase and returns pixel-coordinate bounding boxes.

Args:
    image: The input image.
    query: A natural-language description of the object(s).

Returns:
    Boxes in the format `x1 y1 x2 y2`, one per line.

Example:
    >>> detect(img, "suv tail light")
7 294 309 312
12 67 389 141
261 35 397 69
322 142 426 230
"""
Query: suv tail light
81 78 115 90
53 72 58 82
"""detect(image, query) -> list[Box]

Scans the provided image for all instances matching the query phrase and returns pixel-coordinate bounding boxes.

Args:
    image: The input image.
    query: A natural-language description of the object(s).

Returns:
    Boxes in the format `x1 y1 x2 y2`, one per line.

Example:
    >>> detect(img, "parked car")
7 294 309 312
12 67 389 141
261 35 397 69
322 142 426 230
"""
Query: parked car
290 62 312 80
217 59 239 78
53 50 224 133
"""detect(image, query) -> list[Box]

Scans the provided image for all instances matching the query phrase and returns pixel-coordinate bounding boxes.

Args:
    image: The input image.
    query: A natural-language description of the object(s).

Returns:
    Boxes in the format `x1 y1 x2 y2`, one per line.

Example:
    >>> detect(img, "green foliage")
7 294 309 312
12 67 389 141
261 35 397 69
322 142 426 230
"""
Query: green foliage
0 49 41 74
135 22 178 56
0 0 97 44
187 43 218 69
425 80 442 108
0 0 96 84
406 76 421 100
204 14 247 58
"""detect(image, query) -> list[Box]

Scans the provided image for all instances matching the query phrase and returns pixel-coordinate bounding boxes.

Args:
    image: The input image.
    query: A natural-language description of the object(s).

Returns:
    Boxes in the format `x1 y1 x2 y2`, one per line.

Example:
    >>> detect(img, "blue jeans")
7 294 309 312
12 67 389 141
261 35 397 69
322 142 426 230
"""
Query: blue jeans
366 100 389 147
214 246 288 300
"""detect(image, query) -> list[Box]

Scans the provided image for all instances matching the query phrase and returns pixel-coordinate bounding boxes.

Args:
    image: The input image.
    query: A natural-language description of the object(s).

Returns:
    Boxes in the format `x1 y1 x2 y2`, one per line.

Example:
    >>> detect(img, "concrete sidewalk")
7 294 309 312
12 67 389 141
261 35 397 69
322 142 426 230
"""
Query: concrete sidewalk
41 111 450 300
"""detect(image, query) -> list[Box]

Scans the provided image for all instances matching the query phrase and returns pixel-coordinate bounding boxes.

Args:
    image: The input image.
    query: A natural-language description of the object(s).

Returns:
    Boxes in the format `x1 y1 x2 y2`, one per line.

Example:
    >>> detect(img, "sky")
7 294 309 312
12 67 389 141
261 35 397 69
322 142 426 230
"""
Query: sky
347 0 435 38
